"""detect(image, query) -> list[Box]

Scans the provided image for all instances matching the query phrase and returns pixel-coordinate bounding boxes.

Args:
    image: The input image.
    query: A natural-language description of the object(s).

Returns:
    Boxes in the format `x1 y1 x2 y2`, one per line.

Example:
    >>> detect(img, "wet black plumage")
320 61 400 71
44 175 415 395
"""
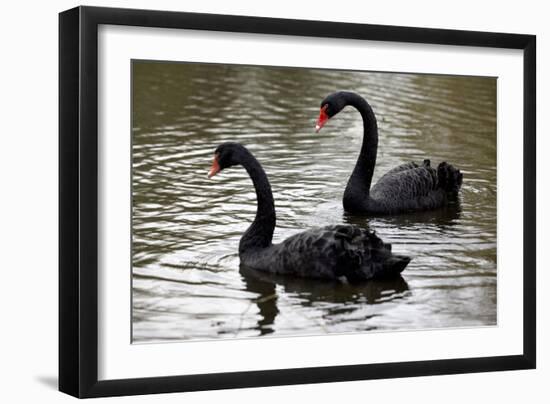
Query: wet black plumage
317 91 463 214
209 142 410 282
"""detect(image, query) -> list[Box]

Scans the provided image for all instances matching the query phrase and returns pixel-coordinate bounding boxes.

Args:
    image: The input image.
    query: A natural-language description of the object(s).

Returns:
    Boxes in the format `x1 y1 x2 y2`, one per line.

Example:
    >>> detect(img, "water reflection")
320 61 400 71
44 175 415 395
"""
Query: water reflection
132 61 497 342
343 201 462 227
240 265 410 335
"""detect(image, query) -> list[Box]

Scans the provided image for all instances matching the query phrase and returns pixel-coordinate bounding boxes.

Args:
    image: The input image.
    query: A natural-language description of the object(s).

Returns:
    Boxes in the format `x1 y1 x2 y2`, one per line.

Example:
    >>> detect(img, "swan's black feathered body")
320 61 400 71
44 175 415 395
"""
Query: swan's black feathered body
346 159 463 214
242 224 409 282
209 142 410 282
317 91 463 215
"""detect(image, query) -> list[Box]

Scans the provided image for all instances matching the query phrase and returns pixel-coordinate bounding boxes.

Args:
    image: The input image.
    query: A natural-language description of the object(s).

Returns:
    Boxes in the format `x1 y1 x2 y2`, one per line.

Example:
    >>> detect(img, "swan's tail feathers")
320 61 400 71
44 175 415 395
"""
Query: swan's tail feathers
349 252 410 283
341 228 411 283
381 255 410 278
437 162 463 194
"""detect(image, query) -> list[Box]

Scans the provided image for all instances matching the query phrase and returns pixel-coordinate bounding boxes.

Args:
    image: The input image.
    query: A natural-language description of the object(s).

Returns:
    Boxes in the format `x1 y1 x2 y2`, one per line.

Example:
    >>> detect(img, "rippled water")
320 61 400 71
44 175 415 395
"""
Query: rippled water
131 61 496 342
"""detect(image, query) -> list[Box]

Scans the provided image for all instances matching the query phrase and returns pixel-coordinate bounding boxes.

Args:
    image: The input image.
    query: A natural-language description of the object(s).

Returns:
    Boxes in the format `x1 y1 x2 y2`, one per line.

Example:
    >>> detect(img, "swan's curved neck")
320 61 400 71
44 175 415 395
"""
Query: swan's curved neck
238 151 276 253
344 92 378 196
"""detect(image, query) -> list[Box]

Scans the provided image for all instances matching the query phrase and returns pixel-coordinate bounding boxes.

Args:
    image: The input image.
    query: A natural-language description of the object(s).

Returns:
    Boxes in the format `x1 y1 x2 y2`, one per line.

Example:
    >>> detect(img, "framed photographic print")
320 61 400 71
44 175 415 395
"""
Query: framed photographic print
59 5 536 398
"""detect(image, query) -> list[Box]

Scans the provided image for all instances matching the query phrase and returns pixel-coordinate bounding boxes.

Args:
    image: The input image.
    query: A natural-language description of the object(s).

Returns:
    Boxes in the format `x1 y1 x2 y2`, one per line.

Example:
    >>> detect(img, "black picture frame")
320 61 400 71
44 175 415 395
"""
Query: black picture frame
59 5 536 398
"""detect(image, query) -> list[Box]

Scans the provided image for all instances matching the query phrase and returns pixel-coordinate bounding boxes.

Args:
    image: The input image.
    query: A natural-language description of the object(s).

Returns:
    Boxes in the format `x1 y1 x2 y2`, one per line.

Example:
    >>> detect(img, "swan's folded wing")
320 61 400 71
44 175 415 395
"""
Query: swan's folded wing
371 165 439 201
377 162 419 182
273 225 406 281
272 225 363 279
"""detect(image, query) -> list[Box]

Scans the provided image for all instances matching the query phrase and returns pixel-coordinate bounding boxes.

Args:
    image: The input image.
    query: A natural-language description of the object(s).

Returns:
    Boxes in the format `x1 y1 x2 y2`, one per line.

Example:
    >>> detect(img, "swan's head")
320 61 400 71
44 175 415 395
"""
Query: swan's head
315 91 349 132
208 142 247 178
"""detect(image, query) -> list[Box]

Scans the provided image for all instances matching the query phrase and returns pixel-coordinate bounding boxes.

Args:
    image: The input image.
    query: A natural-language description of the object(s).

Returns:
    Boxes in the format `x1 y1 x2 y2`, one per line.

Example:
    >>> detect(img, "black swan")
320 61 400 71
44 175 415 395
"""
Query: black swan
315 91 463 214
208 142 410 282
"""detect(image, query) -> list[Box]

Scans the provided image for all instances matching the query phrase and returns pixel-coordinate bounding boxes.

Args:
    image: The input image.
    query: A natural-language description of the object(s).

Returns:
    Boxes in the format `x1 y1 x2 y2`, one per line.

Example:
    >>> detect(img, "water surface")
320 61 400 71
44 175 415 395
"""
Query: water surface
132 61 497 342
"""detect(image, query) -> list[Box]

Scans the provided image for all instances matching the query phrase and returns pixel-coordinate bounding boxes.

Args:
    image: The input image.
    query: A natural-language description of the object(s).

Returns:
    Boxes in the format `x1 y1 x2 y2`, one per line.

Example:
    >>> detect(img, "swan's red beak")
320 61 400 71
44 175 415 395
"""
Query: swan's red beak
208 154 221 178
315 105 329 133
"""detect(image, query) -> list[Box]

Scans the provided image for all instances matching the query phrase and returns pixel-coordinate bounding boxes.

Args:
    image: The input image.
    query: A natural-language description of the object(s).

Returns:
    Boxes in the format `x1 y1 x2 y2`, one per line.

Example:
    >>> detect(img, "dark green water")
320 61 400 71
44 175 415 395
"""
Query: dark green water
131 61 497 342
